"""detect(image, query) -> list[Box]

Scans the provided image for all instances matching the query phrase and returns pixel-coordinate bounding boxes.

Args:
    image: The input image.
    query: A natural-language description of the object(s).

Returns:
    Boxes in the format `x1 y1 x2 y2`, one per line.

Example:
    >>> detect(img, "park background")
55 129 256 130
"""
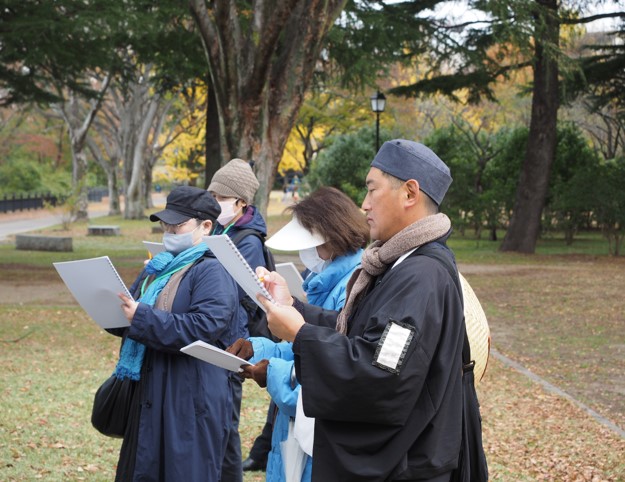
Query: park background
1 0 625 480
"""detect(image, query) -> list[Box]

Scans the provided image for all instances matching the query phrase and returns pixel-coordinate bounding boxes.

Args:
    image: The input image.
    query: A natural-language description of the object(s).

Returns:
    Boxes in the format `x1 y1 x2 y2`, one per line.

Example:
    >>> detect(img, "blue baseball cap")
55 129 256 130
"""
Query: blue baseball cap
371 139 452 205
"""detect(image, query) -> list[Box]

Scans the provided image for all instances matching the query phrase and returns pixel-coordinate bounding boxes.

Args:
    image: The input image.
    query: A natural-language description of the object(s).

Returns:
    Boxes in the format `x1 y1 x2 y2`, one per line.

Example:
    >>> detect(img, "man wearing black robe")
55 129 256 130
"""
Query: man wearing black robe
256 140 466 482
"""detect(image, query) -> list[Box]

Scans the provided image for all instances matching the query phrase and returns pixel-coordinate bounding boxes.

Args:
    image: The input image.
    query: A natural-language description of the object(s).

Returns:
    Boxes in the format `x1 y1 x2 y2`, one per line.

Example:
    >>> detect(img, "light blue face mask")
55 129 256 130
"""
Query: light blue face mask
162 223 200 254
299 246 330 274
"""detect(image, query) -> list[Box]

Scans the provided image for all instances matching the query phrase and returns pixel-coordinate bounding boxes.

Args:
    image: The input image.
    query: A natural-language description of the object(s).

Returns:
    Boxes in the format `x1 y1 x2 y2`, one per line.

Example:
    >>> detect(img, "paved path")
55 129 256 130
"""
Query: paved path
0 208 105 241
0 194 167 241
0 209 106 240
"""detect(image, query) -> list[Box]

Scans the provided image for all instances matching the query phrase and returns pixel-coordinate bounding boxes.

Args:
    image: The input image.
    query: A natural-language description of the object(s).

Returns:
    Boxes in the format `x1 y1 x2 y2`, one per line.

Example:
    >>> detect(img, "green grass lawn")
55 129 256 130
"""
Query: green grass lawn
0 305 271 481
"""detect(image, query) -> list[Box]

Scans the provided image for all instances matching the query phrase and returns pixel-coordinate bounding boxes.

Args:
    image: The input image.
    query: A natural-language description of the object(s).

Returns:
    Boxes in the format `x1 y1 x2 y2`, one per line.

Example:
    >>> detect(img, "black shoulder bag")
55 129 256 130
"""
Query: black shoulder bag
91 369 137 438
91 331 138 438
414 243 489 482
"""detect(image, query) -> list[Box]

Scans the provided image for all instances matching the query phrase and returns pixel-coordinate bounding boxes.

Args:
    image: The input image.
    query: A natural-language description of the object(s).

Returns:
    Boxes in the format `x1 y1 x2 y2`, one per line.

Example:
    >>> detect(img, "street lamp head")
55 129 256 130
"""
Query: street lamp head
370 91 386 113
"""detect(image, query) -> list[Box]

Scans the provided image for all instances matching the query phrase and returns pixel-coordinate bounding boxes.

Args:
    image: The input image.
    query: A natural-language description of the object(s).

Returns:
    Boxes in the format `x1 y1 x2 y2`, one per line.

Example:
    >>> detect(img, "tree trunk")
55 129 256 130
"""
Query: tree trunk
189 0 347 216
86 122 122 216
62 79 111 220
144 165 154 209
126 96 159 219
489 226 497 242
204 84 222 188
500 0 560 254
71 149 90 221
108 168 121 215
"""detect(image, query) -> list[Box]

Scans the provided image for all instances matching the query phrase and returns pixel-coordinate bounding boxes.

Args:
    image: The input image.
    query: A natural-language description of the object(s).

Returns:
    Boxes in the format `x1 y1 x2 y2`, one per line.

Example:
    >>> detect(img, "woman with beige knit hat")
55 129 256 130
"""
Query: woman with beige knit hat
208 158 260 227
208 158 270 482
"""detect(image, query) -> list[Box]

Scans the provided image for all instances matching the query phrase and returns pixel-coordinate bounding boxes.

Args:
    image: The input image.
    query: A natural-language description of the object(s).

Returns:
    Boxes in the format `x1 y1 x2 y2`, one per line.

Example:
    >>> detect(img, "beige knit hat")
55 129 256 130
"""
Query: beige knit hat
208 158 260 204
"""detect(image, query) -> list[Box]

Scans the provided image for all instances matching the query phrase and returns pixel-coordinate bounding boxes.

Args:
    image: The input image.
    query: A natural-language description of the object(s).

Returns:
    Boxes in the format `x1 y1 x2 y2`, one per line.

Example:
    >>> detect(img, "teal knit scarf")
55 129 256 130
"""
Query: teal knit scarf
113 243 208 380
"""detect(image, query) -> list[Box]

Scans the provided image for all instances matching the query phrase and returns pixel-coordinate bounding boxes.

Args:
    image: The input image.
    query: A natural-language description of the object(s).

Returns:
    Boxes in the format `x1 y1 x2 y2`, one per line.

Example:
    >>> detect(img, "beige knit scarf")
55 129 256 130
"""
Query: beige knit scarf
335 213 451 335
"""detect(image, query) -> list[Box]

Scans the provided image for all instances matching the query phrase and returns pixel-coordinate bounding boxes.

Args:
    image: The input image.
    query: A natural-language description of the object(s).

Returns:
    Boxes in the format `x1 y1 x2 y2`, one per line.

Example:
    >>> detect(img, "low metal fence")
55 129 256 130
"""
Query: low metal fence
0 188 107 214
0 193 60 213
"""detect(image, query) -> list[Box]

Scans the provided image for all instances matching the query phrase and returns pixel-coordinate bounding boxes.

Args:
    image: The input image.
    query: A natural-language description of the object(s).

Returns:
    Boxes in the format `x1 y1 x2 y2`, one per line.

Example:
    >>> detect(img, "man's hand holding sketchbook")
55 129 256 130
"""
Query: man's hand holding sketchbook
252 265 306 343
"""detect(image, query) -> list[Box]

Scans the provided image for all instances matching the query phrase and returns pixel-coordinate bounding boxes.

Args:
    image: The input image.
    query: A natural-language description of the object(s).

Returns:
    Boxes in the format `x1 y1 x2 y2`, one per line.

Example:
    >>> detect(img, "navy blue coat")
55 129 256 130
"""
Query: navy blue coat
112 252 239 482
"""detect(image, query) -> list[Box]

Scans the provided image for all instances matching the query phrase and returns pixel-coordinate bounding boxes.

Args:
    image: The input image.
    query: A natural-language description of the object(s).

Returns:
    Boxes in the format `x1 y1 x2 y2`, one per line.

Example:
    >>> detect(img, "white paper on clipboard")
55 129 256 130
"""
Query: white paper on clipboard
181 340 253 372
276 262 306 301
142 241 166 257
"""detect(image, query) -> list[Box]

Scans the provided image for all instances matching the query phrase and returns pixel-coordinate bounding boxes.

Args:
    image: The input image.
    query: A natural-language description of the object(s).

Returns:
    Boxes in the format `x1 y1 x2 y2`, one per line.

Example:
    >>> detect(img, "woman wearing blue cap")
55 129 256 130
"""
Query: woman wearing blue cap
109 185 239 482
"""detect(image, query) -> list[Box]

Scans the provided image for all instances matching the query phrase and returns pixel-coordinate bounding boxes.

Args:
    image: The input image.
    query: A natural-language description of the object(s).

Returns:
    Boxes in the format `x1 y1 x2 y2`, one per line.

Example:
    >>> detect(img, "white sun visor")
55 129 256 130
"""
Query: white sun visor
265 215 326 252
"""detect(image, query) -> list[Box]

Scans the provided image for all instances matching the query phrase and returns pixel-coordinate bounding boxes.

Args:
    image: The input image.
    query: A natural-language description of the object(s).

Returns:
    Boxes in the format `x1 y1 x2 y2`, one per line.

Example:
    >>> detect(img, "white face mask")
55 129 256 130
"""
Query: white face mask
217 199 241 226
162 223 201 254
299 247 330 274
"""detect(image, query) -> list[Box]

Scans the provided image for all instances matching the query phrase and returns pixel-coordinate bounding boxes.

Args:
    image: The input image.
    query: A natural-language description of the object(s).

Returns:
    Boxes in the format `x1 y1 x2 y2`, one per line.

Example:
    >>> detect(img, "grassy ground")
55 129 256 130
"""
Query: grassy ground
0 199 624 480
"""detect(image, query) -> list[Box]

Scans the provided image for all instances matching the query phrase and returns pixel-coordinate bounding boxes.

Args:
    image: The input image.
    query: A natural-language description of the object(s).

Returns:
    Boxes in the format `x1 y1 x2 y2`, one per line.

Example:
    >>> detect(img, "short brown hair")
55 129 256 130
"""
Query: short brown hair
288 187 369 256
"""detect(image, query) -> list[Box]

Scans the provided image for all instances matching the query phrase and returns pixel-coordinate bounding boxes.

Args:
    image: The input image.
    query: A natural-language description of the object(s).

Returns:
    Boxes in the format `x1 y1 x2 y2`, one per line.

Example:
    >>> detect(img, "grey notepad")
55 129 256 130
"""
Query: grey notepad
53 256 132 329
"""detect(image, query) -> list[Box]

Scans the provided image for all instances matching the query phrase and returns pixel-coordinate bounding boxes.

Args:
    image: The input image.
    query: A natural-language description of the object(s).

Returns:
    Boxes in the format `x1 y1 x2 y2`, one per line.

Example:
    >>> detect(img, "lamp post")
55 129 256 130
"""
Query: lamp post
370 90 386 152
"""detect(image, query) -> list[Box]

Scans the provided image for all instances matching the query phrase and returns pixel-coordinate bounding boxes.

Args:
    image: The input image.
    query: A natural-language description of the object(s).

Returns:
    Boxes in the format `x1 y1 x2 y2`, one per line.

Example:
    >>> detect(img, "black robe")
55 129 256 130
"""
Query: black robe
292 246 465 481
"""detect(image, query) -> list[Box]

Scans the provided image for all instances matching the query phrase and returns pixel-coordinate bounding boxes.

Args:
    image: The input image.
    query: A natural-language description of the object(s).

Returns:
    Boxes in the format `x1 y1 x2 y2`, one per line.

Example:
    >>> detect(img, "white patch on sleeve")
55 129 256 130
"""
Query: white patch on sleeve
373 320 415 374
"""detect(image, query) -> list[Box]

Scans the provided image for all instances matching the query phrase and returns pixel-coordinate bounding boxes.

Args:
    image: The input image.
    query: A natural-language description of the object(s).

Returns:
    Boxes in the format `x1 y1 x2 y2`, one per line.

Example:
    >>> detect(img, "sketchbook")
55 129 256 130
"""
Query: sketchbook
203 235 276 311
142 241 166 257
181 340 253 372
53 256 132 329
276 262 306 301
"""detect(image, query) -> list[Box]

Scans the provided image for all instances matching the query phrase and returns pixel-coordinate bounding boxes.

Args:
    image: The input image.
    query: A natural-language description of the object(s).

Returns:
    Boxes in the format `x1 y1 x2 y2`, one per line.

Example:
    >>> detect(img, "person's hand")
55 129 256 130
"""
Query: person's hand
256 267 293 306
256 294 305 342
118 293 139 322
226 338 254 360
240 359 269 388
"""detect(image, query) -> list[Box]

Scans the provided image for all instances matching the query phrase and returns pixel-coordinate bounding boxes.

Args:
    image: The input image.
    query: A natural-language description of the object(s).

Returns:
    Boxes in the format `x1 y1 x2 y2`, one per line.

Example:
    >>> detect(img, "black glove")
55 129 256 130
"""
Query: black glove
226 338 254 360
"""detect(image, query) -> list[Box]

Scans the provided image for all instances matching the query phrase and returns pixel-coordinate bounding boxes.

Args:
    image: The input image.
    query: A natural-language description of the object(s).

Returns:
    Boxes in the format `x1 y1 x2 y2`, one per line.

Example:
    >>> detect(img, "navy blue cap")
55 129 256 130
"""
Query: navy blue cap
371 139 452 205
149 186 221 224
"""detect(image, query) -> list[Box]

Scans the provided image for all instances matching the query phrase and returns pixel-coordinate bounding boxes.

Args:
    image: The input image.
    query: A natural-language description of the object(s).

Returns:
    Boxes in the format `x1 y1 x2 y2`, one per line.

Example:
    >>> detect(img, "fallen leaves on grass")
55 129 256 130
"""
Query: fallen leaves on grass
480 359 625 481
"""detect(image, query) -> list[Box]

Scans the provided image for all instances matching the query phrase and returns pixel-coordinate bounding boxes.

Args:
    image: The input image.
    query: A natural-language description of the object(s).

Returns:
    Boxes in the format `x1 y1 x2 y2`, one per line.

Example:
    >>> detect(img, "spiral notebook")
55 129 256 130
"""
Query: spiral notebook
53 256 132 329
203 235 275 312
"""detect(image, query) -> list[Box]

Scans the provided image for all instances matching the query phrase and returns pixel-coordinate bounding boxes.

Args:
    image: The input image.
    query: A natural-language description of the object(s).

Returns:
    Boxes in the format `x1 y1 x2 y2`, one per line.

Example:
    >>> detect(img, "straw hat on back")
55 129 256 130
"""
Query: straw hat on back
459 273 491 384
